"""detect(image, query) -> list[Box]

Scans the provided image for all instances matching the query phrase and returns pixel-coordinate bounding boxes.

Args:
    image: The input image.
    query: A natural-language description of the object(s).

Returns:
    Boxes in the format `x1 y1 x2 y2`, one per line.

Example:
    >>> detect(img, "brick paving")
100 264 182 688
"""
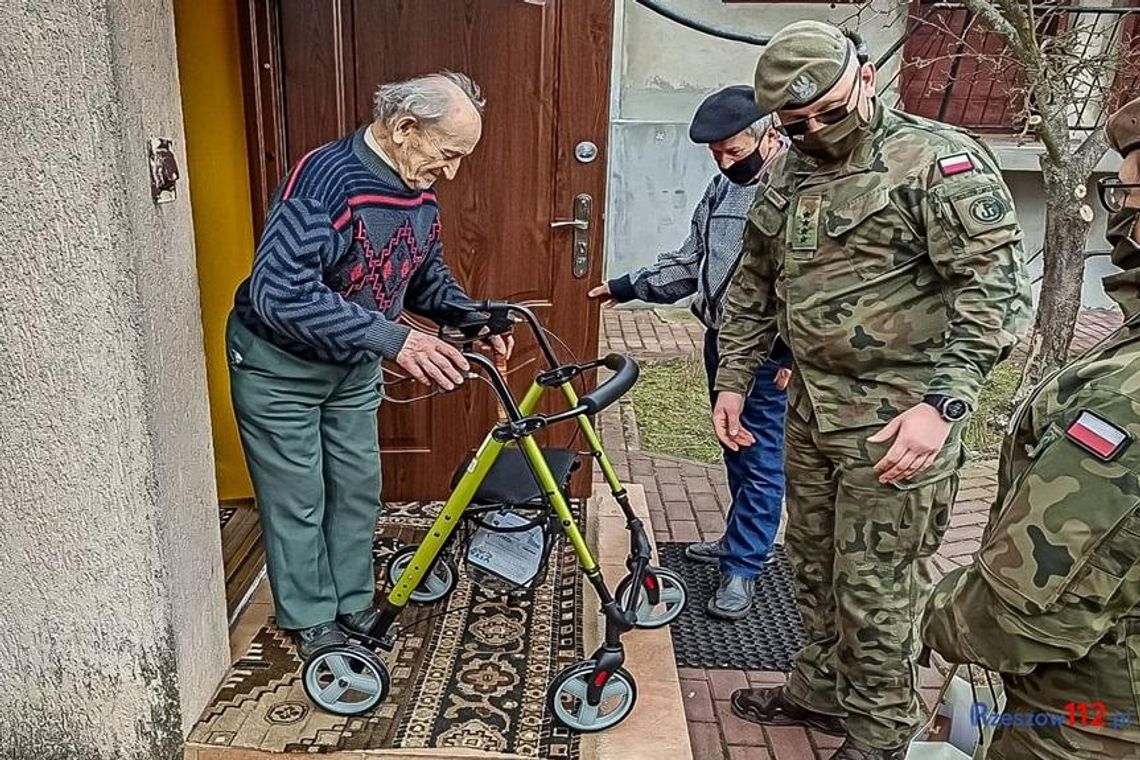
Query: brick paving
593 306 1123 760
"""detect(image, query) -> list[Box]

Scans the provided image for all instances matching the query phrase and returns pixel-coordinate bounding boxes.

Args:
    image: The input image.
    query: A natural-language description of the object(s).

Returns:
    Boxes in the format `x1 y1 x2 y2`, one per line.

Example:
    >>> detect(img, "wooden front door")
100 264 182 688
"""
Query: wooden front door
239 0 613 499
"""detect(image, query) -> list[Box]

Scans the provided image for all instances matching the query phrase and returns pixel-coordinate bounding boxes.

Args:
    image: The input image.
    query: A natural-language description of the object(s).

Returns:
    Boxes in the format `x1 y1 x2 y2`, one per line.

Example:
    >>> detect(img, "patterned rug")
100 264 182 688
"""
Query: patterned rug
191 502 583 758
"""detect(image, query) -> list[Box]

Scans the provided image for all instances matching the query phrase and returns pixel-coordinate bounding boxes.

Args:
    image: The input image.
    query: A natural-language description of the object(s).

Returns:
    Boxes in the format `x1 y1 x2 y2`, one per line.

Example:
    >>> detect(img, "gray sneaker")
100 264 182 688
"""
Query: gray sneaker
706 572 755 620
338 607 382 638
293 621 348 658
685 536 727 564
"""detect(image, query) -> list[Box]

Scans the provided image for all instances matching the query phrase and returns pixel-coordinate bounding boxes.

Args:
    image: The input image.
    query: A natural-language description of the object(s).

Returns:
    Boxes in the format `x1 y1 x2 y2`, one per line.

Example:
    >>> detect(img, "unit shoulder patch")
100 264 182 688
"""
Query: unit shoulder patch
1065 409 1131 461
948 188 1015 238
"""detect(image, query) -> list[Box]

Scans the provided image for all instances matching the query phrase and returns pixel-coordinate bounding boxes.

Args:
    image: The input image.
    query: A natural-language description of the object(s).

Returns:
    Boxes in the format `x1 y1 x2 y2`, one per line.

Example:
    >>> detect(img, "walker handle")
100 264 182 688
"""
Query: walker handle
579 354 639 415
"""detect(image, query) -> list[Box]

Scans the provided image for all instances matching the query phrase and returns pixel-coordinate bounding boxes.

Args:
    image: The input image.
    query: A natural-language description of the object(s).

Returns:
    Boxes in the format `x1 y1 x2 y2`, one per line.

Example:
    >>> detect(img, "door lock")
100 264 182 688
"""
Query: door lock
550 194 592 278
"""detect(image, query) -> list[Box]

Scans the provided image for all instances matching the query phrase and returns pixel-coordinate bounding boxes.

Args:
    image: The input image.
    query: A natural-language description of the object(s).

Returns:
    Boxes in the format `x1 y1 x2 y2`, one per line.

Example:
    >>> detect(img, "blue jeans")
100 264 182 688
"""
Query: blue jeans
703 329 787 579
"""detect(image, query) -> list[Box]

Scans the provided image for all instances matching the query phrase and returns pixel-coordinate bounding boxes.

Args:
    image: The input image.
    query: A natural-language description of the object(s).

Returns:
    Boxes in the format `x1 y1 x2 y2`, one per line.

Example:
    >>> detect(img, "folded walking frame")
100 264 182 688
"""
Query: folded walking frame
300 301 689 733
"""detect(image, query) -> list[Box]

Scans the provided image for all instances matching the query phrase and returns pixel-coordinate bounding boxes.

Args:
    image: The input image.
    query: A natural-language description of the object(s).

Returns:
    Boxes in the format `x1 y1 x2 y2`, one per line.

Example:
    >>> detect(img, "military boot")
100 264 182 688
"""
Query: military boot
731 686 846 735
828 738 907 759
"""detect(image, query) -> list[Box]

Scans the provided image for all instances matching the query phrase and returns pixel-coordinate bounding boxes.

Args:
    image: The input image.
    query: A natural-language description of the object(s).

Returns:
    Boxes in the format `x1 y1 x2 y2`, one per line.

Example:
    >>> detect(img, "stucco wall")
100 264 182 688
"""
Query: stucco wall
0 0 229 757
605 0 1120 310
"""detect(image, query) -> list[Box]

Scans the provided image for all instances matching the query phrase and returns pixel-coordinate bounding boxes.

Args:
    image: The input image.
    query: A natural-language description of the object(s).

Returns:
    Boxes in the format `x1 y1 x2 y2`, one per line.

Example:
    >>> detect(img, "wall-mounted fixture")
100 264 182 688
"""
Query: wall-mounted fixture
148 138 179 205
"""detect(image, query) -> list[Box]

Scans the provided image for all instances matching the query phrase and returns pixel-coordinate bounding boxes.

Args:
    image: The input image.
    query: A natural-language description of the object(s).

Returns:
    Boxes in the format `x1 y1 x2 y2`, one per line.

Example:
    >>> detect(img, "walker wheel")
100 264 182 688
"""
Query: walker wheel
302 643 390 715
547 659 638 732
615 566 688 629
385 544 458 604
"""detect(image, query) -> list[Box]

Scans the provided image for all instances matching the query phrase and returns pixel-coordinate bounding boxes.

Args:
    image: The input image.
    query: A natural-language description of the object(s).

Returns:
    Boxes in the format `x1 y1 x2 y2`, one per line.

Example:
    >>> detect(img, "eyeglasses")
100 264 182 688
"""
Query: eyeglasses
775 77 861 137
1097 176 1140 213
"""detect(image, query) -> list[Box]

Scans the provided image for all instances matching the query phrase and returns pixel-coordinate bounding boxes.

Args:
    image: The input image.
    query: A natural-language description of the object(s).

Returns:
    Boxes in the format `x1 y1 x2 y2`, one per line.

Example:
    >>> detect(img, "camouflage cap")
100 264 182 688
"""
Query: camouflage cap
754 20 852 113
1106 95 1140 157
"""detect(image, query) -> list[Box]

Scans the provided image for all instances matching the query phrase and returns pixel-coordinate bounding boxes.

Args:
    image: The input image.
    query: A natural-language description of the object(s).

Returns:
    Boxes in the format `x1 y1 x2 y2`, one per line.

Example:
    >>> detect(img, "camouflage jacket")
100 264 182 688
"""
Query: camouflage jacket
716 105 1031 431
921 217 1140 758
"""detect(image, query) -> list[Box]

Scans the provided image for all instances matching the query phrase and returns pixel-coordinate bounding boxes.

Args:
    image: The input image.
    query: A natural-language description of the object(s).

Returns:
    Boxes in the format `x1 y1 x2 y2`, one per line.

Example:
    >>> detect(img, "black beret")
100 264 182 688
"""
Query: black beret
689 85 767 144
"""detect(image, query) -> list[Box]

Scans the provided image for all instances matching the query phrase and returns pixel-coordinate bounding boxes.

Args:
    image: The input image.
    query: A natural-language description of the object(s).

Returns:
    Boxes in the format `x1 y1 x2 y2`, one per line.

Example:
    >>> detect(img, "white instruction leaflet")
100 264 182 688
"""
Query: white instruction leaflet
466 510 545 587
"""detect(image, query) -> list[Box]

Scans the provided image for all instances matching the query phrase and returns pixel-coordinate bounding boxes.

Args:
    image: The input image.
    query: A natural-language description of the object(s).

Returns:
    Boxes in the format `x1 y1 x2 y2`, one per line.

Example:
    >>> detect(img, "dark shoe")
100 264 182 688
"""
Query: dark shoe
337 607 382 638
685 536 727 564
705 572 755 620
828 738 906 759
730 686 846 735
292 621 347 659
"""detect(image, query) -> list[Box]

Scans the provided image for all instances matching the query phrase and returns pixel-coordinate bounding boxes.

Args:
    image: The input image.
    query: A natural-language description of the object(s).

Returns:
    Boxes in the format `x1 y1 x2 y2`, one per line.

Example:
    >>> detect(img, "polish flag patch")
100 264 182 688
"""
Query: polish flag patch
937 153 975 177
1065 410 1131 461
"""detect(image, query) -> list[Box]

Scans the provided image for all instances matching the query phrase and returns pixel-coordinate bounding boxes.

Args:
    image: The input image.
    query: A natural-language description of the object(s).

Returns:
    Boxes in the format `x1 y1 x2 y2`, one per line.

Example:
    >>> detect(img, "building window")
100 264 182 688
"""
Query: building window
899 0 1140 134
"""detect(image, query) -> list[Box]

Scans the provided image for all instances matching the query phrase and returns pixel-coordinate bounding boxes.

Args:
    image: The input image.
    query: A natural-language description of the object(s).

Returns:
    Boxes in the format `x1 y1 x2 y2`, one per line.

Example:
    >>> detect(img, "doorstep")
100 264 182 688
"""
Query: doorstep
579 483 694 760
185 747 534 760
184 486 691 760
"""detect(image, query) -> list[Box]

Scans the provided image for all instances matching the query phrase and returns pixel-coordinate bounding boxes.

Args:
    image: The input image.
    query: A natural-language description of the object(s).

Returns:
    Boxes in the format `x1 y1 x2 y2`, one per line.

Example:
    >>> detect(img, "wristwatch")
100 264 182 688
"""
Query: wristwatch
922 394 970 422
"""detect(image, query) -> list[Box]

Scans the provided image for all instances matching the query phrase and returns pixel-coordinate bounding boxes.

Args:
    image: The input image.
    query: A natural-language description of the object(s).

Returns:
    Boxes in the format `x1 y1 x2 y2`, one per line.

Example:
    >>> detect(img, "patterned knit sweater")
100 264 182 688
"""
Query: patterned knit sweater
233 127 475 365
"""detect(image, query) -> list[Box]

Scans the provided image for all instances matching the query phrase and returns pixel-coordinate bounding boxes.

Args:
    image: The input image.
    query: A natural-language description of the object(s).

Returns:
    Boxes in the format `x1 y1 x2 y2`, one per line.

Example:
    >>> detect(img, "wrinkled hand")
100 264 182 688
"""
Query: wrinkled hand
775 367 792 391
396 331 470 391
713 391 755 451
867 403 952 484
483 332 514 361
587 283 615 306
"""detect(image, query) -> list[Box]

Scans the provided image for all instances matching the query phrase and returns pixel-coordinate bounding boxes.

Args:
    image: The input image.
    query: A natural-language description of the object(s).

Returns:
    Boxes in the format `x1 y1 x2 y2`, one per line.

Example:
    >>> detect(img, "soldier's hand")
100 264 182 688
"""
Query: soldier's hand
396 331 469 391
587 283 615 306
774 367 792 391
713 391 755 451
867 403 952 484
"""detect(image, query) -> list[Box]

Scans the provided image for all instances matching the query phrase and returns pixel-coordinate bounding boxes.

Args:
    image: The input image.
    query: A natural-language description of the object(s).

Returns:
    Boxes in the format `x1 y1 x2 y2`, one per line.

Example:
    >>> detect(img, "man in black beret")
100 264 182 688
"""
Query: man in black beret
589 85 790 620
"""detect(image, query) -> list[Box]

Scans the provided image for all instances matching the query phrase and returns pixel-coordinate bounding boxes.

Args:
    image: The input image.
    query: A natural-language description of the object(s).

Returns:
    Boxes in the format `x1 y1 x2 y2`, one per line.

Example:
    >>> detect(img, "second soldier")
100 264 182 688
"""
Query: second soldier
712 21 1031 759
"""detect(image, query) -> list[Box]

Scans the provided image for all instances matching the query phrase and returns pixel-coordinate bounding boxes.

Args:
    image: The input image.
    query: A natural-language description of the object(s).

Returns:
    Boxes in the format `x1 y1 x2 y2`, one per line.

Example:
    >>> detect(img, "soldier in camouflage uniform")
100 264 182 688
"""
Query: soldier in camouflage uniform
713 21 1031 759
920 97 1140 760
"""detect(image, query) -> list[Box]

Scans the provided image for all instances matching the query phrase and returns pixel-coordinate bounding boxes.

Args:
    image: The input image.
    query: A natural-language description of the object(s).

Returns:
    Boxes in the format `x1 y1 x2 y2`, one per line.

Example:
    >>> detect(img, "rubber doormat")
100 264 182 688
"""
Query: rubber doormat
658 542 804 671
191 501 583 758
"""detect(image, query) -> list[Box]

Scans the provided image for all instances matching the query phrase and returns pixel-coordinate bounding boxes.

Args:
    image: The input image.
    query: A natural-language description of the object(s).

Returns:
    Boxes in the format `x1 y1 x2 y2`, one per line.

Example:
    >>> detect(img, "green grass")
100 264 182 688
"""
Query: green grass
630 357 1023 463
630 356 722 464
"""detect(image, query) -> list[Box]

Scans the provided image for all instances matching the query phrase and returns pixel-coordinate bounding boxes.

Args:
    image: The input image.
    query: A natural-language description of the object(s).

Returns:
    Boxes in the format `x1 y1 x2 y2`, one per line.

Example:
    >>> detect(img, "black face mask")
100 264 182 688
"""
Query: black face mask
720 149 766 185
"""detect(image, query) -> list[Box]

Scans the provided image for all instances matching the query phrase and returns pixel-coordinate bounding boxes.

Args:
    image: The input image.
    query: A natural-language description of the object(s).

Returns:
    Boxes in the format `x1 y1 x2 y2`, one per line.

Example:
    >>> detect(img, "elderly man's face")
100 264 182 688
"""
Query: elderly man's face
382 93 483 190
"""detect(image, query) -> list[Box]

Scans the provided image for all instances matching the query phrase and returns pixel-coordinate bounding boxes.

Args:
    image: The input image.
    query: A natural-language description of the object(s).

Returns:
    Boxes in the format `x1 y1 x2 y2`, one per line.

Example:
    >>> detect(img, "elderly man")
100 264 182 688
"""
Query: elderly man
227 71 508 657
589 85 790 619
920 96 1140 760
715 23 1030 759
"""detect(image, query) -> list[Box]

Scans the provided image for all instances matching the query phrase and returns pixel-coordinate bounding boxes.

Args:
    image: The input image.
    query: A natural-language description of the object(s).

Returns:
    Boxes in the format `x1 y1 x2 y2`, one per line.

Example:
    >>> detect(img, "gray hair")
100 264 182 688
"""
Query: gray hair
372 71 486 125
745 114 774 139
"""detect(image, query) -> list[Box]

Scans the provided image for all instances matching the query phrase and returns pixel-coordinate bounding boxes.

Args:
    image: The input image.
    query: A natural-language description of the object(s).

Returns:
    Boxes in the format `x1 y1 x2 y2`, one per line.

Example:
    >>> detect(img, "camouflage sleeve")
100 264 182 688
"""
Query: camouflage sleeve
922 391 1140 672
921 150 1031 408
714 215 777 393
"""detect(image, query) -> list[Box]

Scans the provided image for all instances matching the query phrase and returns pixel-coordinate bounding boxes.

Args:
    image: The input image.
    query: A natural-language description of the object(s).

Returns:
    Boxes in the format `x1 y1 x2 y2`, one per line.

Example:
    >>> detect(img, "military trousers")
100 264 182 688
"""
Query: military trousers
226 313 383 630
780 406 963 749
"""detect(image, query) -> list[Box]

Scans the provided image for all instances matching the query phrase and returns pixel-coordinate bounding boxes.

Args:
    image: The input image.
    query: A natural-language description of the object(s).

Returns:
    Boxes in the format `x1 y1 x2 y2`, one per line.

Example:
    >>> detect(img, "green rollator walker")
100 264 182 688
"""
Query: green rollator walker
300 301 689 732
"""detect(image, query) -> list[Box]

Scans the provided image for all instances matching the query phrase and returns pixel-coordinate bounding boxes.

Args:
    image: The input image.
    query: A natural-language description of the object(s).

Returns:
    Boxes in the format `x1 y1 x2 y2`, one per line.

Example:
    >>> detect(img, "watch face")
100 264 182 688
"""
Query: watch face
945 399 968 420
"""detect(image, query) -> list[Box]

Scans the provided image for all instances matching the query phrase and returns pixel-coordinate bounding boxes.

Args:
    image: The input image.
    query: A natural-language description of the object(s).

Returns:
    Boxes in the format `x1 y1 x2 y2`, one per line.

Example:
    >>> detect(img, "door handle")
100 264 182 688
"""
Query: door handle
551 193 592 278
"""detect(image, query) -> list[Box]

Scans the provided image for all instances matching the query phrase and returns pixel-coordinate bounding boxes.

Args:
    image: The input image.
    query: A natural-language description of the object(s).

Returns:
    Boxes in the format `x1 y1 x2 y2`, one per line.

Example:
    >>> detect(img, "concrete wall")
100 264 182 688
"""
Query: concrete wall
0 0 229 757
605 0 1120 310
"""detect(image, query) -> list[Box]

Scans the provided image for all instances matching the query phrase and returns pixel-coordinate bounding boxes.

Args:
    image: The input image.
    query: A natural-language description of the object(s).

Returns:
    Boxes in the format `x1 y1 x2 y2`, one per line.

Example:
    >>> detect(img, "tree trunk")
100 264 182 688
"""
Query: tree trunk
1018 159 1092 392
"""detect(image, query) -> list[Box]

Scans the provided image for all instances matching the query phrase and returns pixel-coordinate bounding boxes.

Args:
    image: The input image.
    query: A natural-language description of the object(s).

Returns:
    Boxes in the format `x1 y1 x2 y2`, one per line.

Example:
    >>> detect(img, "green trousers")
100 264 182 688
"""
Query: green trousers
226 313 382 630
781 407 964 749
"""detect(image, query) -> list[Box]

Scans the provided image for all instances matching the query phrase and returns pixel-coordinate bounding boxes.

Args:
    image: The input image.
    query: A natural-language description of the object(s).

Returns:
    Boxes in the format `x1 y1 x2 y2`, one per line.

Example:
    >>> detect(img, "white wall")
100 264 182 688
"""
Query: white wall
605 0 1120 310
